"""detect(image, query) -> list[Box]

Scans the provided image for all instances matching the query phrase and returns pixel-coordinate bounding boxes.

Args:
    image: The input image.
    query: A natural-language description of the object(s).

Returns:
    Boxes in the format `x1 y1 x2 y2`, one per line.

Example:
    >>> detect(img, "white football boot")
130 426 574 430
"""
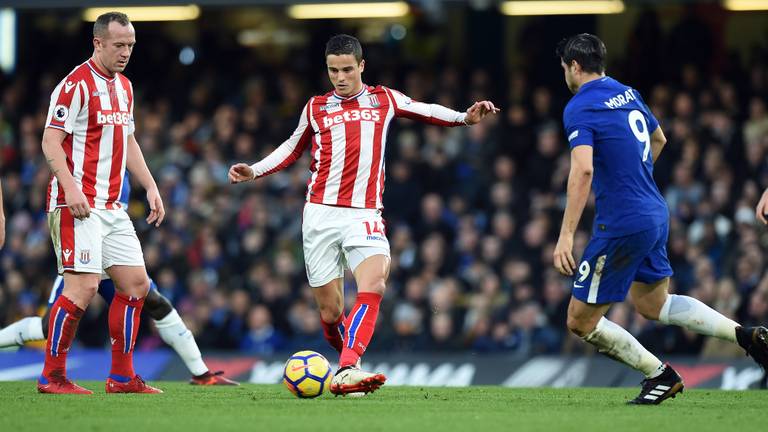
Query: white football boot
330 364 386 396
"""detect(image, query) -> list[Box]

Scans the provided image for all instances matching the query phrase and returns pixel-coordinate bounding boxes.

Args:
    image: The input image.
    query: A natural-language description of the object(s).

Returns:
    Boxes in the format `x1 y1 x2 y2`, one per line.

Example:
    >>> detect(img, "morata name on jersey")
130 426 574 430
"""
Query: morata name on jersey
603 89 637 110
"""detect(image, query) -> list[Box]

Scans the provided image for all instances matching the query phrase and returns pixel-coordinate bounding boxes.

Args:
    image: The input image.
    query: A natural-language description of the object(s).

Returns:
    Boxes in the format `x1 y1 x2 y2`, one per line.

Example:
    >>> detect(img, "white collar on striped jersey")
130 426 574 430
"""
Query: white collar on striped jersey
332 85 367 101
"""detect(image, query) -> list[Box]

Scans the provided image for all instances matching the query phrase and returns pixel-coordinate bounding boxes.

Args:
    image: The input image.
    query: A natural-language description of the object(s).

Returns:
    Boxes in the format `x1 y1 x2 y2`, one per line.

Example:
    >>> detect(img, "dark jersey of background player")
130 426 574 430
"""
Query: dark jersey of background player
563 77 668 238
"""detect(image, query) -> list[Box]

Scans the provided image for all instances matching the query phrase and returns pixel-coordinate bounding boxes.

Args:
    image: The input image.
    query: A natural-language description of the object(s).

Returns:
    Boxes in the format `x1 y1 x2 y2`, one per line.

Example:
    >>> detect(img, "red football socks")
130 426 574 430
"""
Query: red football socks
42 295 84 380
339 292 382 367
108 292 145 381
321 313 346 353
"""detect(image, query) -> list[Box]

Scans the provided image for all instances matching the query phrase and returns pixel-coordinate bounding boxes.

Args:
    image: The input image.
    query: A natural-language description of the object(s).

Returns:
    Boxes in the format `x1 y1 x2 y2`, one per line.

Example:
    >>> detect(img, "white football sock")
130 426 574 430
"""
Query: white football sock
0 317 45 348
583 317 663 378
659 294 738 343
154 309 209 376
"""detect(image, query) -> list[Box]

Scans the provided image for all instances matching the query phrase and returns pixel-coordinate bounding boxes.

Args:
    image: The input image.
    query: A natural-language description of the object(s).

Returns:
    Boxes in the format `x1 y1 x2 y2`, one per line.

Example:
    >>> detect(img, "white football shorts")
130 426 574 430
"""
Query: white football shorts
48 207 145 274
302 202 390 287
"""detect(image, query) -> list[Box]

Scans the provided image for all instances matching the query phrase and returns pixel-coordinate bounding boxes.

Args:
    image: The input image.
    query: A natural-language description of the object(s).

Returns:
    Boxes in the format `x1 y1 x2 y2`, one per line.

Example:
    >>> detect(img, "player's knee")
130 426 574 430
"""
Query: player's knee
139 277 151 295
358 276 387 296
80 281 99 299
318 301 343 324
143 290 173 320
121 277 150 299
566 315 592 338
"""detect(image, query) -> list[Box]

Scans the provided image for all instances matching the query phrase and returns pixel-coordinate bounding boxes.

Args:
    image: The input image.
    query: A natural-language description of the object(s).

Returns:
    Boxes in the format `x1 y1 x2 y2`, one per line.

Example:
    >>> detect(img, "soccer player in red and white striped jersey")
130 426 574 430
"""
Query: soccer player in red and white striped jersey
38 12 164 394
229 34 498 395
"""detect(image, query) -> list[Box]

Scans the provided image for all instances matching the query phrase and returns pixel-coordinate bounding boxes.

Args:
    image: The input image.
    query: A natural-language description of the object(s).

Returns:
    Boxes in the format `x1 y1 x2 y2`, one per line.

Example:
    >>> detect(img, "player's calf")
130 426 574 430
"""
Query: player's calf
143 288 173 321
628 364 684 405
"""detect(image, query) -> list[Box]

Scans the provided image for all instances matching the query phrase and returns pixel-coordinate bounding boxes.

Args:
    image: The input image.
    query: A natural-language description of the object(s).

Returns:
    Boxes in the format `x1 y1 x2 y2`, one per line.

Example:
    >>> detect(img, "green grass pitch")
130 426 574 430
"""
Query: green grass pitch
2 382 765 432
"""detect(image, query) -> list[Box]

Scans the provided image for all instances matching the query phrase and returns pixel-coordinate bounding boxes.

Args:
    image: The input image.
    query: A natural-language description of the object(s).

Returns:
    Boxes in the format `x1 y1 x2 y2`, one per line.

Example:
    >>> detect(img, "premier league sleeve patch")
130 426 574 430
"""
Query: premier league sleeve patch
53 105 69 123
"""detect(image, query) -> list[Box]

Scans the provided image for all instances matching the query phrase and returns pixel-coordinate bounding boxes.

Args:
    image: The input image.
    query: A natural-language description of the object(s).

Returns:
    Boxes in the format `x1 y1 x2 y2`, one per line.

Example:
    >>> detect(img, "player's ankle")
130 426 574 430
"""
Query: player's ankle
42 368 66 381
108 373 133 383
339 353 360 368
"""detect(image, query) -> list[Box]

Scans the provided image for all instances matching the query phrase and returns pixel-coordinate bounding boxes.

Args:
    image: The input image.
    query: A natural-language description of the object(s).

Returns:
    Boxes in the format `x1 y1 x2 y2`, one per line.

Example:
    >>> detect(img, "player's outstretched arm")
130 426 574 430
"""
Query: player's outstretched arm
126 133 165 227
42 127 90 220
386 88 498 127
229 102 313 184
650 127 667 163
554 145 594 276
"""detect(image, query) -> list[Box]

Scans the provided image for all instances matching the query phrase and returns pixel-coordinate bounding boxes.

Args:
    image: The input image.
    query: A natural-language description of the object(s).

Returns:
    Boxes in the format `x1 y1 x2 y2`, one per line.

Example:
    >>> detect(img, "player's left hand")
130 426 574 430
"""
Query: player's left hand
756 187 768 225
464 101 500 125
553 235 576 276
146 187 165 228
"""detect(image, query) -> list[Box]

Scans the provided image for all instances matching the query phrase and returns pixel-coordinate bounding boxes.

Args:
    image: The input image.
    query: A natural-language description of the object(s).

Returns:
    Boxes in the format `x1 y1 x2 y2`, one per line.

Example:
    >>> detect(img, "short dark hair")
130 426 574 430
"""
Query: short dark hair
325 34 363 63
93 12 130 38
556 33 606 74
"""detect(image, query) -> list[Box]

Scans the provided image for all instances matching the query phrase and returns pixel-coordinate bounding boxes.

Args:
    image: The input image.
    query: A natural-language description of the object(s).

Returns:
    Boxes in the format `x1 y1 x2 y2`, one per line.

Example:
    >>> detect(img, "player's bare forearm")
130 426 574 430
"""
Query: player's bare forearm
651 127 667 163
41 127 78 191
561 170 592 237
126 134 158 191
560 147 594 237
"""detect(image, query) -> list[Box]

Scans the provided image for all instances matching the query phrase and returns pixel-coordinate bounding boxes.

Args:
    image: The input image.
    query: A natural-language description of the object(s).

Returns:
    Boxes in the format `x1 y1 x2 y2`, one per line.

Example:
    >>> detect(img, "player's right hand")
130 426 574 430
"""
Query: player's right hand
756 187 768 225
553 235 576 276
146 187 165 228
64 186 90 220
228 163 256 184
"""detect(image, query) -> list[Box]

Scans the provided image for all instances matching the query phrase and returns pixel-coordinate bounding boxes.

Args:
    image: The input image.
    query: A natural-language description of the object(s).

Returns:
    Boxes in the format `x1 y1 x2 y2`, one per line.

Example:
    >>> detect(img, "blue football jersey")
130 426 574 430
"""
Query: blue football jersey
563 76 668 238
118 172 130 208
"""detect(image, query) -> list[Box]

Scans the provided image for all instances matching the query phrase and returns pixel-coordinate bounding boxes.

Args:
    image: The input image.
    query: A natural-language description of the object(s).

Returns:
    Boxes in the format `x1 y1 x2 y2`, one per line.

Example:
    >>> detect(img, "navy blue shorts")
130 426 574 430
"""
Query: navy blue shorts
572 222 673 304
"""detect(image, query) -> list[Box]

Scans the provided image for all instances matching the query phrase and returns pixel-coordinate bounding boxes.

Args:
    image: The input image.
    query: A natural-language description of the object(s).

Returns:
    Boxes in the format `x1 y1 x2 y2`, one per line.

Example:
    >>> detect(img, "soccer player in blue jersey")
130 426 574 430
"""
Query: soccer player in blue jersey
0 173 237 385
553 33 768 404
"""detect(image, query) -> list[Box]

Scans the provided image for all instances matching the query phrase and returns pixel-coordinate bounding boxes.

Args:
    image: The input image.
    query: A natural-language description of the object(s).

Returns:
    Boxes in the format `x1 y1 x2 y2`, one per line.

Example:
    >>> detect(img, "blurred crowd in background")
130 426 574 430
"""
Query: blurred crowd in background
1 8 768 359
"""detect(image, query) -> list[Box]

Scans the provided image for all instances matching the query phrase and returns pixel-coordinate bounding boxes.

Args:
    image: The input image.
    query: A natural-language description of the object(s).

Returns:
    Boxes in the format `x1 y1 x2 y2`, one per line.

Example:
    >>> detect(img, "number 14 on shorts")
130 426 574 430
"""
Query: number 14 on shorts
363 221 385 240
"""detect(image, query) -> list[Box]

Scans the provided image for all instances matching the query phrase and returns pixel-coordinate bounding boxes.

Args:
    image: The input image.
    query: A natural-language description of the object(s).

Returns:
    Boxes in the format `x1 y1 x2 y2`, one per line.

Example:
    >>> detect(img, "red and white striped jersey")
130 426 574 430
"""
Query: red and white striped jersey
45 59 135 212
251 85 467 209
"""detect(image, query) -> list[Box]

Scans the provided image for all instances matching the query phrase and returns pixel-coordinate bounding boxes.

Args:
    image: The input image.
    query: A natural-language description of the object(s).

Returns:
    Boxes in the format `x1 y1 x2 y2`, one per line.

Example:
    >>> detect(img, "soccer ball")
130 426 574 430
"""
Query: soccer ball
282 350 333 398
